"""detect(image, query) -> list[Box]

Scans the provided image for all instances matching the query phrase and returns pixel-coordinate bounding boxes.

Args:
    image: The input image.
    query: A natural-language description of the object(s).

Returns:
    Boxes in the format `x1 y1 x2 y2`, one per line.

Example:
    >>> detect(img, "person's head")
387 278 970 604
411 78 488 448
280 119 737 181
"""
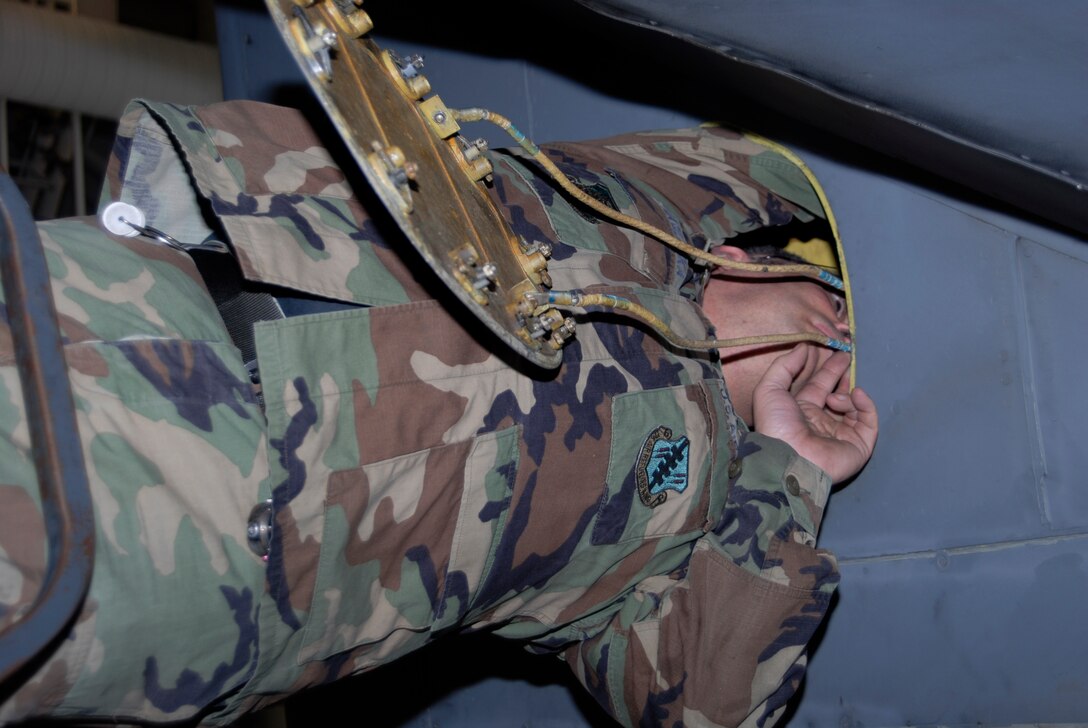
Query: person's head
701 245 850 426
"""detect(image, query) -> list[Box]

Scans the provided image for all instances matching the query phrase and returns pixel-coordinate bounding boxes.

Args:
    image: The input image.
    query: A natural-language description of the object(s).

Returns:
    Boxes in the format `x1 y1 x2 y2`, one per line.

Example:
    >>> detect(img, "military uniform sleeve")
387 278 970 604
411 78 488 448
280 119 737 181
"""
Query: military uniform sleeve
561 432 839 727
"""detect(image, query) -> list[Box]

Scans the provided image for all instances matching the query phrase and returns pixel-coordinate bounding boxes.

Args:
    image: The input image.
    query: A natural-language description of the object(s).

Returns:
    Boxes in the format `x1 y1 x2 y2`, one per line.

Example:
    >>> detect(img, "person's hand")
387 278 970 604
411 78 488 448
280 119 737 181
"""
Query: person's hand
752 345 878 484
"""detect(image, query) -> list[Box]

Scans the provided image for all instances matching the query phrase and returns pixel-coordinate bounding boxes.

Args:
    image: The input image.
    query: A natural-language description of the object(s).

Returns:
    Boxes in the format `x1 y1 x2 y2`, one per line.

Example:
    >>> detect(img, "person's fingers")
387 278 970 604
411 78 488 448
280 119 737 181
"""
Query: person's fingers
756 344 808 394
850 386 879 433
834 365 852 395
826 392 854 415
796 351 852 404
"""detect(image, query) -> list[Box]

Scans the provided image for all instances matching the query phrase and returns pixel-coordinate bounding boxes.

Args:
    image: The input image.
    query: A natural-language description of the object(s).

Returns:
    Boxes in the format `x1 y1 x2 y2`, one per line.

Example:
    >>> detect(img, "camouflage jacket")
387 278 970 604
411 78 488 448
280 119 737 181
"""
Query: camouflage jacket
0 100 838 727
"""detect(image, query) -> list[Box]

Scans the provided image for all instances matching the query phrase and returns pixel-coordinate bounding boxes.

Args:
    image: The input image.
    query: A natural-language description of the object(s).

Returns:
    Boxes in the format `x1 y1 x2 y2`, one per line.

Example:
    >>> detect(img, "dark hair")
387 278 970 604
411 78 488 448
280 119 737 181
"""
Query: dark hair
741 245 811 265
725 215 831 253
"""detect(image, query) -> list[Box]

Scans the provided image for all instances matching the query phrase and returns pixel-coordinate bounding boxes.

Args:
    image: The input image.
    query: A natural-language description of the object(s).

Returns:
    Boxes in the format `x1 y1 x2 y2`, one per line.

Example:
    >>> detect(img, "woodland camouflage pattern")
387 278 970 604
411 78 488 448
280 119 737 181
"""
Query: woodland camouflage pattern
0 100 838 726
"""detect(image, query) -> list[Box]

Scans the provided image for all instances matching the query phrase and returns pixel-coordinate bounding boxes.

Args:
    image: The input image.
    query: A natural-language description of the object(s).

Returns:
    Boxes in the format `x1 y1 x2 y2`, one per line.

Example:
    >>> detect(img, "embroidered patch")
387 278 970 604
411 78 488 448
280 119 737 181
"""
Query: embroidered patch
569 178 619 223
636 426 691 508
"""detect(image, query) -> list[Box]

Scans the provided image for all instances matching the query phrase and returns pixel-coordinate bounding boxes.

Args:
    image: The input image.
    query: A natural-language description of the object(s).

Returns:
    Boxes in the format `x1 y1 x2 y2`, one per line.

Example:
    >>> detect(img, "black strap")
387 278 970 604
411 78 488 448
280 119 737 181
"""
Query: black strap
188 246 284 369
188 242 363 410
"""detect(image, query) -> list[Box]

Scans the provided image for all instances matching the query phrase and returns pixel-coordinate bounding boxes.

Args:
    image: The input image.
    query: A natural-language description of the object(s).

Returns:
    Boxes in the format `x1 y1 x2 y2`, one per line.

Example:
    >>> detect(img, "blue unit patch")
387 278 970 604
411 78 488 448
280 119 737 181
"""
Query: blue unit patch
636 426 691 508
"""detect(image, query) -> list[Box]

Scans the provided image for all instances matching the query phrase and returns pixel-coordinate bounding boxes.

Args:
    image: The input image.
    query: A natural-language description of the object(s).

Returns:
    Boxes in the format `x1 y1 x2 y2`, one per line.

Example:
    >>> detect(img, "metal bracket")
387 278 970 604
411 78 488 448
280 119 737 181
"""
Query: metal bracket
265 0 566 368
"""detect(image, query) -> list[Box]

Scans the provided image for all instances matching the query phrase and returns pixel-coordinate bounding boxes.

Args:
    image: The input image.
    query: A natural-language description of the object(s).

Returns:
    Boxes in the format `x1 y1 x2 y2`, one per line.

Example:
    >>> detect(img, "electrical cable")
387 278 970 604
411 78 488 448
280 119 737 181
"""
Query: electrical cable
533 290 852 353
743 130 857 387
449 107 845 291
449 108 853 355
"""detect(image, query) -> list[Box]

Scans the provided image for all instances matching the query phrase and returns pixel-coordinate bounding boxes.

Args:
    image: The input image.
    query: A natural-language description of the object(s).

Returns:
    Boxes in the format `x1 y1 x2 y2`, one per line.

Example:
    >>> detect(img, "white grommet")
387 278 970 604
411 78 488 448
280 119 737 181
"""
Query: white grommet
100 201 145 237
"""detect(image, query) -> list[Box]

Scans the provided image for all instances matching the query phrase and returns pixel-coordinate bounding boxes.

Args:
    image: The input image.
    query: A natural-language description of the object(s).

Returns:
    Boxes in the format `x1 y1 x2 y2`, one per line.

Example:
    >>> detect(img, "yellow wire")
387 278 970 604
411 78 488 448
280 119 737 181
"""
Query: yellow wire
449 108 844 290
450 108 855 362
542 291 851 354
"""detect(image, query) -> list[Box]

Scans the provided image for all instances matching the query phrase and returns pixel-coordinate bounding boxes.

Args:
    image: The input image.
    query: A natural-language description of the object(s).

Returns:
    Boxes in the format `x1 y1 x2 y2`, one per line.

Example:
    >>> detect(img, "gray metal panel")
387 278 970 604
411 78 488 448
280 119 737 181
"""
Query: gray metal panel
575 0 1088 236
791 150 1088 725
1016 240 1088 532
813 164 1044 556
578 0 1088 178
812 152 1088 557
801 538 1088 726
216 3 305 104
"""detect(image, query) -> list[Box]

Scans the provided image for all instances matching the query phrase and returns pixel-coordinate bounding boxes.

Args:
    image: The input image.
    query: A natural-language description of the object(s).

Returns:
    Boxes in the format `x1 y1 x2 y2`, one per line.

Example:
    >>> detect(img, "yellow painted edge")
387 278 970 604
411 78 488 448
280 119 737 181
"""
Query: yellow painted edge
742 131 857 389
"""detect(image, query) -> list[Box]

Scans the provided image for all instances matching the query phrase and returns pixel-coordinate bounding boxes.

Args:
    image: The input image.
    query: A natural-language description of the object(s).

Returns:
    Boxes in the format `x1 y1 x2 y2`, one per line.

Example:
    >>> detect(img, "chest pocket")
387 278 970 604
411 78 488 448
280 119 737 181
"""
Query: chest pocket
297 425 520 665
591 381 729 548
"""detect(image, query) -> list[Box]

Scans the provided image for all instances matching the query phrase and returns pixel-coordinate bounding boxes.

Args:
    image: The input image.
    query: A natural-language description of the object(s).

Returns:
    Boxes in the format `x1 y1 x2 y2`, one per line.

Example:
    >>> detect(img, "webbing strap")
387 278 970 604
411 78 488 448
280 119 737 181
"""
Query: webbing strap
189 246 285 368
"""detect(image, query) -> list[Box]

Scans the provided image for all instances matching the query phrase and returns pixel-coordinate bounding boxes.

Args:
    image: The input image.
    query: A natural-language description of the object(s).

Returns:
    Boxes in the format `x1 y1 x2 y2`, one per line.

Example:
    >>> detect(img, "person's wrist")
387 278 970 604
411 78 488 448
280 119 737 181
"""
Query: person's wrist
741 432 833 535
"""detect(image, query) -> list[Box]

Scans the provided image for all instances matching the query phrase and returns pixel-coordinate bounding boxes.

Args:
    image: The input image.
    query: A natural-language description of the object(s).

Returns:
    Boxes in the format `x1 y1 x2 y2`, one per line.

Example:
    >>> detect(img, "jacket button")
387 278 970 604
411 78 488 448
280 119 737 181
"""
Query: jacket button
728 459 743 479
247 500 274 560
785 474 801 496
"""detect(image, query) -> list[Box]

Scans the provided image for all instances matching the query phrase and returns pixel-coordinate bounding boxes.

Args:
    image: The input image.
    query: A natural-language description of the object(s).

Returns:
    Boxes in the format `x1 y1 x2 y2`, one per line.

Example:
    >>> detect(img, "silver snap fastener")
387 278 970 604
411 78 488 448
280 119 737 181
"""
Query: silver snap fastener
246 500 274 559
